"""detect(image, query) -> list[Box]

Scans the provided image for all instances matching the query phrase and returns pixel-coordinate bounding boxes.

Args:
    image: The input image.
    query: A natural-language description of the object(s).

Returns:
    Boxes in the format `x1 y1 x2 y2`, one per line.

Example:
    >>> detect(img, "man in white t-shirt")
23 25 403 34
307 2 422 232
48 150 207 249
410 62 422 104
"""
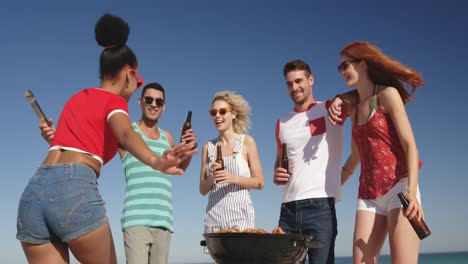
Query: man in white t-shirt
274 60 348 264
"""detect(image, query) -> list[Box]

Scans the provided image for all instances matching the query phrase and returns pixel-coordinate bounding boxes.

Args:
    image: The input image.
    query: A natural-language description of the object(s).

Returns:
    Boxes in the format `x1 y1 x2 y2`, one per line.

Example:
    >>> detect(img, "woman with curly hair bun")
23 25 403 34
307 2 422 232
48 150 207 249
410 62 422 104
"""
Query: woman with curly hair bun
338 41 426 263
16 14 196 264
200 91 265 233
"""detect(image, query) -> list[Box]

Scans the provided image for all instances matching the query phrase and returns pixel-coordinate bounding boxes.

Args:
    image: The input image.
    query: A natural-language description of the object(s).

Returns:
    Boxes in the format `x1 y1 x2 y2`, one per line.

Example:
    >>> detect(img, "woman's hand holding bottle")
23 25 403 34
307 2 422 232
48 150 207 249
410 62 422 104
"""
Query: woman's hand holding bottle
211 163 235 184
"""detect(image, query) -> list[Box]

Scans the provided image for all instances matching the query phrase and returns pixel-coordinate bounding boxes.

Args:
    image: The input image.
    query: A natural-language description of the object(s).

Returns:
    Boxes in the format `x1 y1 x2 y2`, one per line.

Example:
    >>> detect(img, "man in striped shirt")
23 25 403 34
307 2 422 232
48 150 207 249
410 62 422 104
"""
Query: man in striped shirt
118 82 195 264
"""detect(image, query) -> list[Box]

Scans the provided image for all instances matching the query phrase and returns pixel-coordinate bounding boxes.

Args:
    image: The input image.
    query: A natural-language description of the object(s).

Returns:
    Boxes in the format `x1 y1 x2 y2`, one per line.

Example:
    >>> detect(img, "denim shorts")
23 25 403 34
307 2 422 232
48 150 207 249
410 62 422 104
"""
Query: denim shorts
16 163 107 244
279 197 337 264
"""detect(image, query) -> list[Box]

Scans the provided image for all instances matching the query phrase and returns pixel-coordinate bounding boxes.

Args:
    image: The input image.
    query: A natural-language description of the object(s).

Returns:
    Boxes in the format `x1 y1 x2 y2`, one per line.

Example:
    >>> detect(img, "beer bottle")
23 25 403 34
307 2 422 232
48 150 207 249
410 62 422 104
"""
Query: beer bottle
397 192 431 240
181 111 192 136
181 111 197 149
281 143 289 175
215 145 224 171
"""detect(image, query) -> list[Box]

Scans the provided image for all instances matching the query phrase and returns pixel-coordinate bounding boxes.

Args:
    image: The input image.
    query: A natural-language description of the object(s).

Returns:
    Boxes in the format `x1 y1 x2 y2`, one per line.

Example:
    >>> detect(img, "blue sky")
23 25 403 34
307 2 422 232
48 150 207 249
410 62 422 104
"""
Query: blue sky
1 1 467 263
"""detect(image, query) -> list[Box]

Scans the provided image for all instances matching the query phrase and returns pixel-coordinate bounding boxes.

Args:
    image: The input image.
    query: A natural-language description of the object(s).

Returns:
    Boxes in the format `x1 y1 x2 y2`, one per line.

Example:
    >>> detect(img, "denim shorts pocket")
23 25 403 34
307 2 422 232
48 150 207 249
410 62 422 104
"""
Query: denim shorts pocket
50 189 92 228
17 190 34 232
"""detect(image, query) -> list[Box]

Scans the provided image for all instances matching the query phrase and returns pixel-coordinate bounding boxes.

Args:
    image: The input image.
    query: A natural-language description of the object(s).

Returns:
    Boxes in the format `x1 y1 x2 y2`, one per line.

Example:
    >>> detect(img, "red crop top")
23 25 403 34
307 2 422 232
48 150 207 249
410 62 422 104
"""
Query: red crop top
50 88 128 165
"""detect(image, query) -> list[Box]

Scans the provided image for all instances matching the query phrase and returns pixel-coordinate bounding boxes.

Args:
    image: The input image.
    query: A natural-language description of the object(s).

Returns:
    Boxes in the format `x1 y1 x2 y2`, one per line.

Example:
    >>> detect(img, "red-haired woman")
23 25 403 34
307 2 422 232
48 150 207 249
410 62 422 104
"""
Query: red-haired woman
338 41 425 263
16 14 196 264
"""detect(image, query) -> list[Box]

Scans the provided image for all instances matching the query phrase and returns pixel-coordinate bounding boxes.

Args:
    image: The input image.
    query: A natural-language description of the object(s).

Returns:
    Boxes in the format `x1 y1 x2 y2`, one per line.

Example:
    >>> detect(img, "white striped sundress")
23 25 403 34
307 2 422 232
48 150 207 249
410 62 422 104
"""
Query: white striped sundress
204 134 255 233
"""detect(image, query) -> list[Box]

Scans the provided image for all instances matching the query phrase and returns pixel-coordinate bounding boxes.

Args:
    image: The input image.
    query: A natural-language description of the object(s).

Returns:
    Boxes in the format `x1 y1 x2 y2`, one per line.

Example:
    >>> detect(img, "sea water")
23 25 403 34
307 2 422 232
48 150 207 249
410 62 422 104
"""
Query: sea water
186 251 468 264
335 251 468 264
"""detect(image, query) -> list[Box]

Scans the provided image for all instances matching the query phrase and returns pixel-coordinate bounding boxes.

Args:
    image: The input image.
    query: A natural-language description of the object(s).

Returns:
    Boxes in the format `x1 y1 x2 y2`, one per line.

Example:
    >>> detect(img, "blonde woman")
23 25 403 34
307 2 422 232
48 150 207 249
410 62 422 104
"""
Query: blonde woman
200 91 264 233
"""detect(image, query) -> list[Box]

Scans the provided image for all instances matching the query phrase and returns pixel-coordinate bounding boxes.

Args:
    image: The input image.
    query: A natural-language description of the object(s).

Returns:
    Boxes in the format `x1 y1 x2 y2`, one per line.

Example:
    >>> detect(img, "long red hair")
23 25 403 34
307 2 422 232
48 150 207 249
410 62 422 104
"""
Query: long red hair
340 41 424 104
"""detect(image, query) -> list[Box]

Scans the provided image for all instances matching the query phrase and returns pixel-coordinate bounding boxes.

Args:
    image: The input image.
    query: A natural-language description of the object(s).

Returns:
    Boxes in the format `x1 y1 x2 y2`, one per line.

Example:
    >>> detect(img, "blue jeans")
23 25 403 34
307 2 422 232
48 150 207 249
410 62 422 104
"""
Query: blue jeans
279 198 337 264
16 163 107 244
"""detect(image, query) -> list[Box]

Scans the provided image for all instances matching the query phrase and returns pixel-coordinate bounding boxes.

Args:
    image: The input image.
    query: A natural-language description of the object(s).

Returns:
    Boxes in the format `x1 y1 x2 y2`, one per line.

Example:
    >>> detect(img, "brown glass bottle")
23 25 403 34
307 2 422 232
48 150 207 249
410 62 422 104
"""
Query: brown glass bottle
181 111 197 149
398 192 431 240
215 145 224 171
281 143 289 175
181 111 192 136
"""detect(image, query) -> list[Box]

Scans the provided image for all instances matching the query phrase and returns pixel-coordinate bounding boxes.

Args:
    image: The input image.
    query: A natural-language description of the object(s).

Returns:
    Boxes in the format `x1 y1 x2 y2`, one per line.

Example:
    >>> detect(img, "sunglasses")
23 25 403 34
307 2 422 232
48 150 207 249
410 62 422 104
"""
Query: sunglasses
337 60 360 72
208 107 231 117
143 96 165 107
128 69 144 89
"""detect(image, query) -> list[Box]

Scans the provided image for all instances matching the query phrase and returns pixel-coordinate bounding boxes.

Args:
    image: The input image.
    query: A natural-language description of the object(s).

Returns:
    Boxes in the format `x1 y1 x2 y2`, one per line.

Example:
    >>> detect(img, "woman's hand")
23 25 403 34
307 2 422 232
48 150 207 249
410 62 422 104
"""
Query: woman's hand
211 163 237 184
404 191 424 221
153 141 197 175
39 118 55 144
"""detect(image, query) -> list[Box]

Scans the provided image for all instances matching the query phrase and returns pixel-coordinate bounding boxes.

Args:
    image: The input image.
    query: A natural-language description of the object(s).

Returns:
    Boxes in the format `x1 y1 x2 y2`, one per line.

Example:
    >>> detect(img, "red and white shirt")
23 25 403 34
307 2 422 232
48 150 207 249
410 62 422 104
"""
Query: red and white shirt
275 101 346 203
50 88 128 165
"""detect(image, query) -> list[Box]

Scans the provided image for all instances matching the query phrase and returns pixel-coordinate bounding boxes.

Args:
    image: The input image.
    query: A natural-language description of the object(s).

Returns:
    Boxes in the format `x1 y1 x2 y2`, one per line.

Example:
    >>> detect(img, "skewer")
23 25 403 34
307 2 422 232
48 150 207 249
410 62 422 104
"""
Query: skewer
24 89 50 125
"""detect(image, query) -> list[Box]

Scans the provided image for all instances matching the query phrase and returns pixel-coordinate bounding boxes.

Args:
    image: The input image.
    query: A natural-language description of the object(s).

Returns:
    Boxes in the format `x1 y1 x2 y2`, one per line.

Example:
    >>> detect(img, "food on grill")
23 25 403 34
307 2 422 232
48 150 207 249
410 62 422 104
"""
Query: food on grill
271 227 286 234
214 228 241 233
212 227 284 234
243 228 268 234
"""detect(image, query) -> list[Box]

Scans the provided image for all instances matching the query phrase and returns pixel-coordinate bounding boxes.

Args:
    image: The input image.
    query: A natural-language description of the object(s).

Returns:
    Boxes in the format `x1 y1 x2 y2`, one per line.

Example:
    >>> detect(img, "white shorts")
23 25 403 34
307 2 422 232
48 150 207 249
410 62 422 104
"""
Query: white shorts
357 177 421 216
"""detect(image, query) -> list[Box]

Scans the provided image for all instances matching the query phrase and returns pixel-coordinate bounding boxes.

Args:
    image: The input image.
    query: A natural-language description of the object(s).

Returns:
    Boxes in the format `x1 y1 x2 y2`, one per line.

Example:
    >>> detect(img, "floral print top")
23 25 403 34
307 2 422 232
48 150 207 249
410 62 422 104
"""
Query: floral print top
352 107 408 199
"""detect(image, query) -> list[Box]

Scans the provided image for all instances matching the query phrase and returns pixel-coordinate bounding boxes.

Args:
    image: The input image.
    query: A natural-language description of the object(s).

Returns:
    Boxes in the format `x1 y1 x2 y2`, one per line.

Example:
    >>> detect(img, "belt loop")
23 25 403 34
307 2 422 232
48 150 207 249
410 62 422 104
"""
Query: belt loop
67 164 72 180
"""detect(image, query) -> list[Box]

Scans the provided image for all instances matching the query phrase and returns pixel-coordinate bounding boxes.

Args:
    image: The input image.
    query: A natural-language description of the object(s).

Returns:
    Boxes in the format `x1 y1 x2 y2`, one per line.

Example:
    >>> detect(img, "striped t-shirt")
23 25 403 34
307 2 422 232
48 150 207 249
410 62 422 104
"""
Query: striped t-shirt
120 123 173 232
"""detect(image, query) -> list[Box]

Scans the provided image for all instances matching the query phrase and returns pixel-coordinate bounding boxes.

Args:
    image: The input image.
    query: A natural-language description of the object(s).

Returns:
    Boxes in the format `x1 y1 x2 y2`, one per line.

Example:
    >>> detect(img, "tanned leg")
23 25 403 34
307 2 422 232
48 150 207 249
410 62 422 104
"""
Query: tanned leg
353 210 387 264
21 241 69 264
387 208 419 264
67 221 117 264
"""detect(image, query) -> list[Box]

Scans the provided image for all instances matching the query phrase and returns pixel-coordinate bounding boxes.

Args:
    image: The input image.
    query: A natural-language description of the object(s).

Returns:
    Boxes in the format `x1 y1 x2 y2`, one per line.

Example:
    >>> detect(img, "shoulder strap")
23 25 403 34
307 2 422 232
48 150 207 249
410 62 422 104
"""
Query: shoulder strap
207 138 217 160
233 134 244 155
355 84 378 123
132 122 141 136
354 106 358 122
371 83 378 111
158 127 170 146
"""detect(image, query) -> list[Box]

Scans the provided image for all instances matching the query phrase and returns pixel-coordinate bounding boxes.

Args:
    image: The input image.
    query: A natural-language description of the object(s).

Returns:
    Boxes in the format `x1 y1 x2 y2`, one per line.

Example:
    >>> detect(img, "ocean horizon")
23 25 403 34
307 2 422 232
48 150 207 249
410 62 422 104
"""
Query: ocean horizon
173 251 468 264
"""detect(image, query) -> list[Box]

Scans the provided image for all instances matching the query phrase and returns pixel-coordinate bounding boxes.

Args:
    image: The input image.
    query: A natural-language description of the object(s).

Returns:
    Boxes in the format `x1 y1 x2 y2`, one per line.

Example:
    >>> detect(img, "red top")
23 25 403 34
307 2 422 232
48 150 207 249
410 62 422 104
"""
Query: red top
352 108 408 199
50 88 128 165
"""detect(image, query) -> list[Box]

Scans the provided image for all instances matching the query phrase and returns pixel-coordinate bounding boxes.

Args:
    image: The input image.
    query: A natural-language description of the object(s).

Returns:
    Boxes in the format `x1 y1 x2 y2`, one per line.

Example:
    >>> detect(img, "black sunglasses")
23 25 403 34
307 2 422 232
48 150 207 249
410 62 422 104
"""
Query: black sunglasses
337 60 360 72
143 96 165 107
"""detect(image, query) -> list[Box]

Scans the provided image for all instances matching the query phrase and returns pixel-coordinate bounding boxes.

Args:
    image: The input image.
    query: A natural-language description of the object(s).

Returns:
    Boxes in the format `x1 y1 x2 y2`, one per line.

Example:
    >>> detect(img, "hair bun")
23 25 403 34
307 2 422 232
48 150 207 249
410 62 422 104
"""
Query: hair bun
95 14 130 48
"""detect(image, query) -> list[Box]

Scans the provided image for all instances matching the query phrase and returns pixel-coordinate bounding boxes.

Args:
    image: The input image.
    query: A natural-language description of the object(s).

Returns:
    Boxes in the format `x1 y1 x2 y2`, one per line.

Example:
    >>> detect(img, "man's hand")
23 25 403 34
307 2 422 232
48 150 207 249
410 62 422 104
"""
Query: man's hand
180 128 197 149
273 167 290 185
